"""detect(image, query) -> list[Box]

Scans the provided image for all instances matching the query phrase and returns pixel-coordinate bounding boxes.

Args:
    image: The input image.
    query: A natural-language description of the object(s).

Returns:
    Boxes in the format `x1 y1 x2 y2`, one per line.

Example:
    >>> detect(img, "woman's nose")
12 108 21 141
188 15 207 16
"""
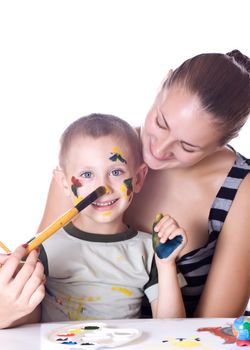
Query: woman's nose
152 136 174 159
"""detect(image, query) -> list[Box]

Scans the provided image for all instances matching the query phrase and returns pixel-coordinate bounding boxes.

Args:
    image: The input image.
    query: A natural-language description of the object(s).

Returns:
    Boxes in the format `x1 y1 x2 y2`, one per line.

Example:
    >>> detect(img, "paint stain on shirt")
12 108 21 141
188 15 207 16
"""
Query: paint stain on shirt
111 286 133 297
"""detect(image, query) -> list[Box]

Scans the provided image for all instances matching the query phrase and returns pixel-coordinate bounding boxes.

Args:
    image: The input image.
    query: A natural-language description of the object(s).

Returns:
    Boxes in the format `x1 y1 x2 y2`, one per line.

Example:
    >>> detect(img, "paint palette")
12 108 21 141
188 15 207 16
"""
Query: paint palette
46 322 142 349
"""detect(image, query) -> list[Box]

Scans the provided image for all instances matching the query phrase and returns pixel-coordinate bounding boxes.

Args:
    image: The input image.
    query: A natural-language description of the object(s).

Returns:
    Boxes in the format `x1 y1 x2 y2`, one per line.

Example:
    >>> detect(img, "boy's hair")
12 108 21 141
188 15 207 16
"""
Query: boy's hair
59 113 142 171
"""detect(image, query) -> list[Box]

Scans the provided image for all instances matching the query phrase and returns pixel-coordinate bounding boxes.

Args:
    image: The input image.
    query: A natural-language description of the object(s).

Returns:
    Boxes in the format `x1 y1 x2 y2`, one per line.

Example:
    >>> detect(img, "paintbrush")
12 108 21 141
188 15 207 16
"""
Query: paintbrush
0 241 11 254
25 185 107 255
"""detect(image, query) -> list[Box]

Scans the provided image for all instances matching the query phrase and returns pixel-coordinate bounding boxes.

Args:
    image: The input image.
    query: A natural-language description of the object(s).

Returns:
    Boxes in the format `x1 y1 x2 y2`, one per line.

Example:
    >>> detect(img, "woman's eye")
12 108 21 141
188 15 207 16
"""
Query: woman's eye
111 169 123 176
80 171 93 178
182 146 196 153
156 115 167 129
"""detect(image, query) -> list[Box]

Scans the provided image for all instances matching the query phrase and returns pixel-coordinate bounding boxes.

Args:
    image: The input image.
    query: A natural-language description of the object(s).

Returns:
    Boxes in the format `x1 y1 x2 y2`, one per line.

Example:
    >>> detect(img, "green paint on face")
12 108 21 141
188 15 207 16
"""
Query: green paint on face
71 176 83 197
123 178 133 196
109 146 127 164
109 153 127 164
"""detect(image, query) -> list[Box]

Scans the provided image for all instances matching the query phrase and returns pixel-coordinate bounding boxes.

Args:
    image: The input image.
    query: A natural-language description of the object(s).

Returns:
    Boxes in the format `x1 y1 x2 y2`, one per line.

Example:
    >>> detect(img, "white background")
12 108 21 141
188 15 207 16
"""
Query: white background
0 0 249 250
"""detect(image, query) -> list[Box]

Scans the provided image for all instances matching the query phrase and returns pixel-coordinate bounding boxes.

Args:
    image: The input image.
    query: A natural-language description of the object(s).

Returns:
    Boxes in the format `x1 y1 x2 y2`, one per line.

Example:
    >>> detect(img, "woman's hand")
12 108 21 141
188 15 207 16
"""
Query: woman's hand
0 245 45 329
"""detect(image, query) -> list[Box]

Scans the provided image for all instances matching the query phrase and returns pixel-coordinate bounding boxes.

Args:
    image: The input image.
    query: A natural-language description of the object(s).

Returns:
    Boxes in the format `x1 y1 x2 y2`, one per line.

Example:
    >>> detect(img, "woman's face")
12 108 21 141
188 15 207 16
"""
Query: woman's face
141 86 222 170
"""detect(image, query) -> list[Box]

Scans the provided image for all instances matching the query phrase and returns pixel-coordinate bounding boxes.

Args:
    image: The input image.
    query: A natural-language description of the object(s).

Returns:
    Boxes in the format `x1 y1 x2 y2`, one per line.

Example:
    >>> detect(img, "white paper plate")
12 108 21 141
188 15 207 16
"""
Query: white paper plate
46 322 142 349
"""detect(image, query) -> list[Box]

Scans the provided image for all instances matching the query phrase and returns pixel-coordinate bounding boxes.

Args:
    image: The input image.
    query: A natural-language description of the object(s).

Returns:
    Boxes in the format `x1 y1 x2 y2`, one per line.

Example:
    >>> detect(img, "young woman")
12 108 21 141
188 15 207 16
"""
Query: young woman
38 50 250 318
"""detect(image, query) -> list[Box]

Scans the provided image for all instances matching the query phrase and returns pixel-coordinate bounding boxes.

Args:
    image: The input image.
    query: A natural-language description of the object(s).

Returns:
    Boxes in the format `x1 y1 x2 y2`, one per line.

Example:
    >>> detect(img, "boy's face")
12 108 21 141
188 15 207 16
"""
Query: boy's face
62 135 146 233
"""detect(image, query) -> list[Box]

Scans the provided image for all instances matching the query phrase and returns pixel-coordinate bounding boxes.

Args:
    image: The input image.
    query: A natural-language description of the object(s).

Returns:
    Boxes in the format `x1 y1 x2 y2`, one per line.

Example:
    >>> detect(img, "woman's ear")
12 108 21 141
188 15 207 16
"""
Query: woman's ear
53 167 71 197
133 163 148 193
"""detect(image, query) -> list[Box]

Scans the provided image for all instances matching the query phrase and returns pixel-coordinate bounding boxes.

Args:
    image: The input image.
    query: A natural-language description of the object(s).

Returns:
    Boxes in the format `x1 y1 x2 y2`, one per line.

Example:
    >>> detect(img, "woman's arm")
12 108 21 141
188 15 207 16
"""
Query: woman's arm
37 172 72 232
195 174 250 317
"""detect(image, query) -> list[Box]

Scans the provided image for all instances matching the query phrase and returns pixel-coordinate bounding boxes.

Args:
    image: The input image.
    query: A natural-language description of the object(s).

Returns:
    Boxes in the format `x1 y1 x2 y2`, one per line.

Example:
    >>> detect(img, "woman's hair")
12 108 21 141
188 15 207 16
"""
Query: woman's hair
164 50 250 145
59 113 142 170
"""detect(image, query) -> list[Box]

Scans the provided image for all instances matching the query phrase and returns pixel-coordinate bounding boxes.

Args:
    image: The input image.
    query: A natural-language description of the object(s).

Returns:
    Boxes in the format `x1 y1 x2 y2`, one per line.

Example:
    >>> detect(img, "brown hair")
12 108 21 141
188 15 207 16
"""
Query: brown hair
59 113 142 170
164 50 250 145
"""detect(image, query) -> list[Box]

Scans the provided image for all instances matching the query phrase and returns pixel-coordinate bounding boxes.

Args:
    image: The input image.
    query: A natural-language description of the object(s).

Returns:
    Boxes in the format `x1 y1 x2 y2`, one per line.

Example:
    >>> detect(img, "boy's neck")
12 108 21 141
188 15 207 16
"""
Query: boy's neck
72 216 128 235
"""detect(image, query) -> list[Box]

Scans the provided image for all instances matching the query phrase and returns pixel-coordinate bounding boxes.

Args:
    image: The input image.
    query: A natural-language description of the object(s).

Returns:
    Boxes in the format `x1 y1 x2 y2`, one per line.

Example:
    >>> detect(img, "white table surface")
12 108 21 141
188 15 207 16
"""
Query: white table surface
0 318 241 350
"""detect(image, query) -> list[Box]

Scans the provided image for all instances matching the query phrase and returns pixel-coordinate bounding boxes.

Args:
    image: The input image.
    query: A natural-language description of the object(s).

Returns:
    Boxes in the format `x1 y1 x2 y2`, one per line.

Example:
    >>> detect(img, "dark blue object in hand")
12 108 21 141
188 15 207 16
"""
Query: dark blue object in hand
155 235 183 259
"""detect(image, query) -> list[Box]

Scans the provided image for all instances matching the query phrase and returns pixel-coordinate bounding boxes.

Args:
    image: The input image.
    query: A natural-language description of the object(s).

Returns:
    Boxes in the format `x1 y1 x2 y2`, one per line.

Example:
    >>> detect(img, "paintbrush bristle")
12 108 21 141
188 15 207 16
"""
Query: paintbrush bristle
96 185 108 197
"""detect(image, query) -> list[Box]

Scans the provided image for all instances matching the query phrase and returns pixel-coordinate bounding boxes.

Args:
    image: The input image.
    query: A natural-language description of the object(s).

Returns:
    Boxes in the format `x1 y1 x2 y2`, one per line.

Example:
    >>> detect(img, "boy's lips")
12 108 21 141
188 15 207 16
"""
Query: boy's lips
92 198 118 209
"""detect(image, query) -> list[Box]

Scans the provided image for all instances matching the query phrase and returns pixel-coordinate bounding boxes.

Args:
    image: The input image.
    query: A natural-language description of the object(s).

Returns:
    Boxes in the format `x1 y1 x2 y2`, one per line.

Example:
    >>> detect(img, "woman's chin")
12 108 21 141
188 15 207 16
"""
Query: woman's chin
143 152 177 170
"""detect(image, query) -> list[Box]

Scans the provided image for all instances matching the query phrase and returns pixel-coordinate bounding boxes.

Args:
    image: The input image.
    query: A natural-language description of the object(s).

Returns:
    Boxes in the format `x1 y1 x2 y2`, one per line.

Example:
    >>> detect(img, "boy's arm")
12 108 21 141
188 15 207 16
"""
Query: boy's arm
151 260 186 318
0 246 45 329
150 214 187 318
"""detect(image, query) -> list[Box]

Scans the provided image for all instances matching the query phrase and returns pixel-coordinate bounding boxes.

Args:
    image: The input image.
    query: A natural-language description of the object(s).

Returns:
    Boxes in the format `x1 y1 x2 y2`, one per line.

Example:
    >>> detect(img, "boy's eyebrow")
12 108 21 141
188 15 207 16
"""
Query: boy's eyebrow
159 110 202 149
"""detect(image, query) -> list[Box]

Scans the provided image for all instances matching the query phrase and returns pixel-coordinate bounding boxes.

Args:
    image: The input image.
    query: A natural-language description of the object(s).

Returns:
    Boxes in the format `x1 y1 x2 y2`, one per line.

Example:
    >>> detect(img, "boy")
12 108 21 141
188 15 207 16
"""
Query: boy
40 113 187 321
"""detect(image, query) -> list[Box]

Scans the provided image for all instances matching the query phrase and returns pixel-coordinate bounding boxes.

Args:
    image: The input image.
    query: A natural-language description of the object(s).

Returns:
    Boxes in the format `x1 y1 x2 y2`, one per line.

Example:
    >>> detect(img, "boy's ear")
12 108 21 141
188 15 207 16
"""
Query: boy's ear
133 163 148 193
53 167 71 197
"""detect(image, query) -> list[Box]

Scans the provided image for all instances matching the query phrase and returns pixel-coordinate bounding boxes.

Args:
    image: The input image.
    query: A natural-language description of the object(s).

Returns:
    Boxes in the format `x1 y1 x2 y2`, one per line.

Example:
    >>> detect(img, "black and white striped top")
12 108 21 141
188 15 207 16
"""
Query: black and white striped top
177 147 250 316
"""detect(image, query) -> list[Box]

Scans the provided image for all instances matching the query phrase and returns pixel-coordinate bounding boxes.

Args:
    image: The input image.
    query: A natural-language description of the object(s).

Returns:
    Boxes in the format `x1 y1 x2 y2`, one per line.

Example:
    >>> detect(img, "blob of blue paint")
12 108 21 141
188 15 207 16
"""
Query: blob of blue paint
62 341 78 345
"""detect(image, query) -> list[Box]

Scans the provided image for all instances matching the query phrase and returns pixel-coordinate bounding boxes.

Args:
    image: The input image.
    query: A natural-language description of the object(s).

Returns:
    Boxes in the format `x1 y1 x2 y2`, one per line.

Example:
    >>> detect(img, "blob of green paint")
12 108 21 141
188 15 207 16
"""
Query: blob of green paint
124 178 133 196
109 153 127 164
84 326 100 330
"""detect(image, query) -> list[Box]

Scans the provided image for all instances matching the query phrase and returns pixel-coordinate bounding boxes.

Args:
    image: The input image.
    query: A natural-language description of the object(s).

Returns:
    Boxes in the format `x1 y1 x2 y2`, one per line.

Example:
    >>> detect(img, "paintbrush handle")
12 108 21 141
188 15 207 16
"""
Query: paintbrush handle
26 185 106 254
26 207 79 254
0 241 11 254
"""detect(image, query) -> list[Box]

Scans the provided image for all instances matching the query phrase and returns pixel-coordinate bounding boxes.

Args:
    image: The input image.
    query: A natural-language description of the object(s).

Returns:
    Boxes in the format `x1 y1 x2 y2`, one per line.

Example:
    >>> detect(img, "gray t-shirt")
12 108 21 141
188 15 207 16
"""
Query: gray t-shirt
40 223 158 322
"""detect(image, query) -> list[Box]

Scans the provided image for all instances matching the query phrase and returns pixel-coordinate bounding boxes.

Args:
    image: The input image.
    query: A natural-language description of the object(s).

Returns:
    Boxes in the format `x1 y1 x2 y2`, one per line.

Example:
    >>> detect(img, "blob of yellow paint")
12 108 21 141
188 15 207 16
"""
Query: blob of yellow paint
112 146 125 159
102 212 112 216
105 185 112 194
164 336 211 349
120 182 128 199
111 286 133 297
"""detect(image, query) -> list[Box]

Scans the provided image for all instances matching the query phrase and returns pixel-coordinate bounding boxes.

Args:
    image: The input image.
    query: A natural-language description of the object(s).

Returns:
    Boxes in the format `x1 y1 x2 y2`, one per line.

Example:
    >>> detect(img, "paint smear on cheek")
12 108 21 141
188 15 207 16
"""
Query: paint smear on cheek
71 176 84 205
109 146 127 164
120 178 133 199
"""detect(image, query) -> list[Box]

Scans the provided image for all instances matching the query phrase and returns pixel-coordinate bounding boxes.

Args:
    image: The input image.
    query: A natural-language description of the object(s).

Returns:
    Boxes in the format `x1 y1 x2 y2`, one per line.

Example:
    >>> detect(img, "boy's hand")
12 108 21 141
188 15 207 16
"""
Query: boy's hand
0 245 45 328
153 213 187 262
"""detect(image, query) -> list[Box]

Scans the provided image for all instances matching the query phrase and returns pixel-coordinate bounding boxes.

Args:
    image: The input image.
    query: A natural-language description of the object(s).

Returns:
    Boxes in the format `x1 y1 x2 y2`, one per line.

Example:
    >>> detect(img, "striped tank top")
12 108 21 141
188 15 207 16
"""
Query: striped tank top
177 147 250 316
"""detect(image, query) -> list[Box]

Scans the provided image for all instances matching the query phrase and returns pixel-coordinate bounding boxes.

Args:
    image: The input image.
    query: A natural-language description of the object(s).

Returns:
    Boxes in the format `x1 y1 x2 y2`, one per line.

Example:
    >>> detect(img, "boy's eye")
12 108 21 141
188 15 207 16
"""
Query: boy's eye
80 171 93 178
111 169 123 176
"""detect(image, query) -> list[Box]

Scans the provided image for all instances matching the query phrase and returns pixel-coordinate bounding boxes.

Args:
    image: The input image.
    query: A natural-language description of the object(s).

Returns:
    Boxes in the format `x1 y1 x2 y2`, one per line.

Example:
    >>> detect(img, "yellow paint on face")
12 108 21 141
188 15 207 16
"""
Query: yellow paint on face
112 286 133 297
120 182 128 200
102 212 112 216
105 185 112 194
112 146 125 159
